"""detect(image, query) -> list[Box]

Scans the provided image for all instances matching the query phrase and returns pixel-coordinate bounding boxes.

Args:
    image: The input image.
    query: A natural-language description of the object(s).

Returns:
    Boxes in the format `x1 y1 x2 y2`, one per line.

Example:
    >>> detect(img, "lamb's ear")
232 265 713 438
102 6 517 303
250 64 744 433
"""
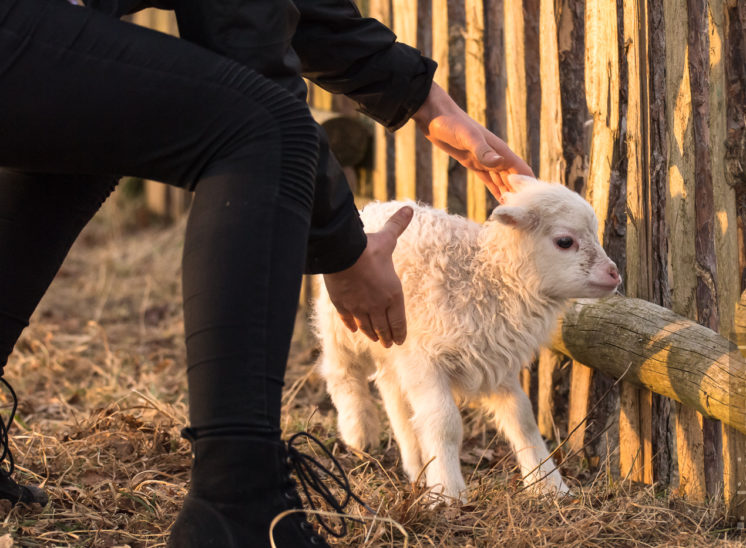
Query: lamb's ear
506 174 538 191
489 205 537 229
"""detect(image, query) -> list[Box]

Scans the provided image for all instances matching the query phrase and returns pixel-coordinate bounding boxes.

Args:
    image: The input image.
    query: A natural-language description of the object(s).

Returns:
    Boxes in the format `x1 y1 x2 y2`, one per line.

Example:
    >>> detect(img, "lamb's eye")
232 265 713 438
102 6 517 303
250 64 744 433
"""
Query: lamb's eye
555 237 574 249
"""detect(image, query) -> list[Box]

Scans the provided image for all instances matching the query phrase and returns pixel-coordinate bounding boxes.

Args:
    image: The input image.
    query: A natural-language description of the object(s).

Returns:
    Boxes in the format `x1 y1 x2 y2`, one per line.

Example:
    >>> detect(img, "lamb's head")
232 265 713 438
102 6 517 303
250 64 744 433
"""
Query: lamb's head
486 175 620 299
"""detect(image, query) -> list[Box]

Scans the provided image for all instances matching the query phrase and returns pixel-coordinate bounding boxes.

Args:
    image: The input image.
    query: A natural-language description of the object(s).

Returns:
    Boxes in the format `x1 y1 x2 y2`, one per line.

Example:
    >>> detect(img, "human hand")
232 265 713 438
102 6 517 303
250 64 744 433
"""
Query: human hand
322 206 413 348
412 82 534 201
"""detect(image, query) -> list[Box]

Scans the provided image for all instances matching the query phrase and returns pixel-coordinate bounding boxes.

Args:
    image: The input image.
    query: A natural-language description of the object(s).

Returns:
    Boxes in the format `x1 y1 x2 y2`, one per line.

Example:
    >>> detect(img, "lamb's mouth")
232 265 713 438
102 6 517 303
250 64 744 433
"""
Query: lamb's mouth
587 281 620 294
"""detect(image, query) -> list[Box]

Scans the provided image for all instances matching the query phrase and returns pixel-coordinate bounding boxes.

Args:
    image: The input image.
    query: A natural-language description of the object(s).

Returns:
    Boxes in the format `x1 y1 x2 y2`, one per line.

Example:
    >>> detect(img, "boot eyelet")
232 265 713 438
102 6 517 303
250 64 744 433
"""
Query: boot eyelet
310 535 322 545
300 521 313 532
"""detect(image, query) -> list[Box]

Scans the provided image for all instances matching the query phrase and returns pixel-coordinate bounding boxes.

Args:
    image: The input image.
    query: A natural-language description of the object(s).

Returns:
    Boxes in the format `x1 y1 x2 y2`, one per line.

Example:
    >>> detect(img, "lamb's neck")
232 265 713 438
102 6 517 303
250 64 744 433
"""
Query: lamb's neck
473 223 566 340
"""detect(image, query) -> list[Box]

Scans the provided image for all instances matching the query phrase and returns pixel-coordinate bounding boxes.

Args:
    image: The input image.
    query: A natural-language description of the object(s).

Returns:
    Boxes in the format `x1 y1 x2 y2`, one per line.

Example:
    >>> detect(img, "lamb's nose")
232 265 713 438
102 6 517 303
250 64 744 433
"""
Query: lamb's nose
608 264 620 283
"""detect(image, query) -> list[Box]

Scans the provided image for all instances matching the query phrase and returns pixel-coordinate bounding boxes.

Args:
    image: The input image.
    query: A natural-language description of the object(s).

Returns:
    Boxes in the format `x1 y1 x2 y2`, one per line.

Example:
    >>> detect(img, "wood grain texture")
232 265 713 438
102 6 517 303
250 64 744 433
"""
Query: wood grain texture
371 0 391 202
621 0 653 485
537 348 560 439
504 0 529 161
551 296 746 436
465 0 487 221
539 0 565 183
567 361 593 456
394 0 418 200
664 0 707 500
584 1 619 243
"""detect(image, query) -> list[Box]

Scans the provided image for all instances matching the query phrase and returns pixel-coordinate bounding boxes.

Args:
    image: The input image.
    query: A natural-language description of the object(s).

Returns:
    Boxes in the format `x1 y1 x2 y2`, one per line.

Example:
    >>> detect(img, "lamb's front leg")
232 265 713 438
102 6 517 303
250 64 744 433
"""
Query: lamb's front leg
398 362 466 502
483 382 570 495
375 368 423 483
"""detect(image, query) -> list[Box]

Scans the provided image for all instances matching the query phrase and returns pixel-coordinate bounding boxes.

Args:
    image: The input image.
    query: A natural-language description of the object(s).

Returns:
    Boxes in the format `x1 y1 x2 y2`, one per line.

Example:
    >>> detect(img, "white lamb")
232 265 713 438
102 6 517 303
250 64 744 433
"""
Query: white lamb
313 175 620 501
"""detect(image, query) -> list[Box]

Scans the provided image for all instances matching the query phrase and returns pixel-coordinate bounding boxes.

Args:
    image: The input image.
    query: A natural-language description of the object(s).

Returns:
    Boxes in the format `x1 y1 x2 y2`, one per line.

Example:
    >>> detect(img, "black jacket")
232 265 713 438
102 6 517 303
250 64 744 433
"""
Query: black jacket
87 0 436 273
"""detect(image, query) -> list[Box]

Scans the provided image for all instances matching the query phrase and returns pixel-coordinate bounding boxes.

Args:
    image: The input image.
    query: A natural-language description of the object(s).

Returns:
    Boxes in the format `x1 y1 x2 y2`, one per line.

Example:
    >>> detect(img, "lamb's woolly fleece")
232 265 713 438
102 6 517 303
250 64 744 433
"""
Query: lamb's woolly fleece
315 182 597 398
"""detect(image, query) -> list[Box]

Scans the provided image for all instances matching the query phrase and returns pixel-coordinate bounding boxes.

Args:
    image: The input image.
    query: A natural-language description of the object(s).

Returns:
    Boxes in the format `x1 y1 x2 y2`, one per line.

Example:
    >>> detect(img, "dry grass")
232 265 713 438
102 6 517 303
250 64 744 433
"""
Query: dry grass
1 189 743 547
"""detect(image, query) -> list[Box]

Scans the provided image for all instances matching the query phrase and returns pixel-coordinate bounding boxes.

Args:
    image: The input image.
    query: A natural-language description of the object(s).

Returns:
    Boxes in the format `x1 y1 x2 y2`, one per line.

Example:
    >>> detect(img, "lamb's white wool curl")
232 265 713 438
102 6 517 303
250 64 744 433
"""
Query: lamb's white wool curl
313 175 620 502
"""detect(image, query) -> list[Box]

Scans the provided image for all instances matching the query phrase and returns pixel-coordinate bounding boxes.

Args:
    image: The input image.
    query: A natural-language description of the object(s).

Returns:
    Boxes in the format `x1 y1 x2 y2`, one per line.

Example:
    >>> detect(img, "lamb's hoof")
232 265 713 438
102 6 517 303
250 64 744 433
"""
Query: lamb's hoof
422 485 467 509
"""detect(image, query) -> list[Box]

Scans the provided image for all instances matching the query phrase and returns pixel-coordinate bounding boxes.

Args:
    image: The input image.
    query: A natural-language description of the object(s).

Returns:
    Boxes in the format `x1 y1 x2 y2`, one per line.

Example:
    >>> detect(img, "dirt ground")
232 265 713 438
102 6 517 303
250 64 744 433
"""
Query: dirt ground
0 190 744 547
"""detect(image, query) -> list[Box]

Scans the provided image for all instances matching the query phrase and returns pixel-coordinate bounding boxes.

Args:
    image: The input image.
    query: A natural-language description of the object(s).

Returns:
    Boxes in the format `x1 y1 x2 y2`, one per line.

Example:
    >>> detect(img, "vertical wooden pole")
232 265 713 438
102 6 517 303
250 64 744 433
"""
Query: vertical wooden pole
688 0 724 498
585 0 621 477
465 0 487 222
710 0 746 524
623 0 654 486
431 0 450 211
394 1 418 200
536 0 565 443
567 361 594 455
664 0 707 501
504 0 529 162
371 0 391 202
537 348 558 439
539 0 565 183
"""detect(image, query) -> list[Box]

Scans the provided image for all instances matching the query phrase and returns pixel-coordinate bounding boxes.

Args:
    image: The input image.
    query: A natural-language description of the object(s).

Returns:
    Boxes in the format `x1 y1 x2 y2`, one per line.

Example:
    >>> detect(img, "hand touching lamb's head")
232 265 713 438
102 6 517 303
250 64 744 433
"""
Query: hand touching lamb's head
488 175 621 299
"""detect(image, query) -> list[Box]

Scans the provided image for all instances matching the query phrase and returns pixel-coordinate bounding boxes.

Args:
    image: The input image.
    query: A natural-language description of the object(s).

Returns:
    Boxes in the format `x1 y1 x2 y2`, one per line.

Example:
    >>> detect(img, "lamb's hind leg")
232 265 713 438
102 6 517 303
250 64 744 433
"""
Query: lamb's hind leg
318 347 380 451
375 368 423 484
483 382 569 495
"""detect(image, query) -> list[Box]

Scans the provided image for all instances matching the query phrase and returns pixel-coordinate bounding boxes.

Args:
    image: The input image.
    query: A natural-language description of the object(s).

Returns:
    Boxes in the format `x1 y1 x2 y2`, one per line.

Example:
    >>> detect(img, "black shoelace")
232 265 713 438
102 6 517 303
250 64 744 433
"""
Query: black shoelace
0 377 17 478
286 431 375 539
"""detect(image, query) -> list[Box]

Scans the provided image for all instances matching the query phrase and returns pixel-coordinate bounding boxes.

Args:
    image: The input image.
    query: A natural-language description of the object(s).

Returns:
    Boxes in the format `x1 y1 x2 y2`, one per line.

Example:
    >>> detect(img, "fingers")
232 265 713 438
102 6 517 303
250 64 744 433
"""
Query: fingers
337 310 358 333
354 314 379 343
387 292 407 345
380 206 414 244
338 305 407 348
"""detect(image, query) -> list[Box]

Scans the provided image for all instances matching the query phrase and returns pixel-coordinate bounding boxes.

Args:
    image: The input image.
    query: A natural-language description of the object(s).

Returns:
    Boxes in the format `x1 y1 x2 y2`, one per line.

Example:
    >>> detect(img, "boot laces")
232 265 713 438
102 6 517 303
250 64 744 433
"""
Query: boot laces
0 377 17 478
286 432 374 539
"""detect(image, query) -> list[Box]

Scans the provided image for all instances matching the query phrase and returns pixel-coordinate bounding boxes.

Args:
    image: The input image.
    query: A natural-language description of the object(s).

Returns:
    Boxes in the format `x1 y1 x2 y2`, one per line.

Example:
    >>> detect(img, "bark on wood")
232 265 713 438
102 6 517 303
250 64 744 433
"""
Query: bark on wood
558 0 589 195
416 0 433 206
446 0 468 215
524 0 542 174
550 296 746 436
431 0 450 210
718 1 746 523
647 0 675 487
689 0 724 498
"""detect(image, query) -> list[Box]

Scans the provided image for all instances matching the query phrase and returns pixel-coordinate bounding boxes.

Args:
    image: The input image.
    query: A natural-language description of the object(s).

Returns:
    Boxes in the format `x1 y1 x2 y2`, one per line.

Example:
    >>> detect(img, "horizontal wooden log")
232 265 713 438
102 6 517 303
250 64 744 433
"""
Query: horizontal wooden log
551 296 746 435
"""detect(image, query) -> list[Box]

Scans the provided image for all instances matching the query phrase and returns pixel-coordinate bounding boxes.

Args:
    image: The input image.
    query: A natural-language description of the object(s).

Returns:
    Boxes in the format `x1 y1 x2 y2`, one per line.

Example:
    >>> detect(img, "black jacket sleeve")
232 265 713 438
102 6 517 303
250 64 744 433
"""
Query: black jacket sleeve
292 0 437 131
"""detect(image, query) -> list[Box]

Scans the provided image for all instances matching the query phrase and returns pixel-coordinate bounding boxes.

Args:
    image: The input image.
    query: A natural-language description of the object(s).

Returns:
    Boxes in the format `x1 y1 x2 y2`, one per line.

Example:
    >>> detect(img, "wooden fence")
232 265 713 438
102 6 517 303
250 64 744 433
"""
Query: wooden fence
130 1 746 522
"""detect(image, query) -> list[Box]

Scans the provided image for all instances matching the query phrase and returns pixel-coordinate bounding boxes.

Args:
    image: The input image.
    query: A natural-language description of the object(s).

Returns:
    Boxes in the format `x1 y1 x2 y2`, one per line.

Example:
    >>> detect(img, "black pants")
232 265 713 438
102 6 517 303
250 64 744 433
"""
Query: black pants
0 0 322 436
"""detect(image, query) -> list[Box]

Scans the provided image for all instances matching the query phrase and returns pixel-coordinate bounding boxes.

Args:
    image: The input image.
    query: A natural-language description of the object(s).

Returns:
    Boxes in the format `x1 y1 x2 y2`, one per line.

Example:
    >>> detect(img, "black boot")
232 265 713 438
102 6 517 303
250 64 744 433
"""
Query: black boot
0 378 48 509
168 431 368 548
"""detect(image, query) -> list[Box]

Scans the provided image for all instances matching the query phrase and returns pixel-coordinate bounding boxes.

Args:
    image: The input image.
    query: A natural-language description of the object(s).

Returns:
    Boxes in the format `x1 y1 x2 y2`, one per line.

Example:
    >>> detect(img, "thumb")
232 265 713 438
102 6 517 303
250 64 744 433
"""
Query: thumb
476 143 502 167
381 206 414 242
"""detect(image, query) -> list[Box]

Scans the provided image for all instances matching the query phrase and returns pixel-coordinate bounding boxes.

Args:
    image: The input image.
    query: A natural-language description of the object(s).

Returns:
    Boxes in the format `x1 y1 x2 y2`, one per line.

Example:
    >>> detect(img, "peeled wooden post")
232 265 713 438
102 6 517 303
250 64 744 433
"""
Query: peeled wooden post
535 0 565 443
710 0 746 524
623 0 654 485
584 0 622 473
504 0 529 162
371 0 391 202
551 296 746 436
394 1 418 200
464 0 487 222
663 0 708 500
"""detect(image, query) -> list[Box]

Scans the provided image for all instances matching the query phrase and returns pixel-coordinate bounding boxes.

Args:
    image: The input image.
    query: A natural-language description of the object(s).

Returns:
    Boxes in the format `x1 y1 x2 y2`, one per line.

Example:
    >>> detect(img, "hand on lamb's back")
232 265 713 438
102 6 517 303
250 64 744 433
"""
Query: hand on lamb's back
314 176 620 504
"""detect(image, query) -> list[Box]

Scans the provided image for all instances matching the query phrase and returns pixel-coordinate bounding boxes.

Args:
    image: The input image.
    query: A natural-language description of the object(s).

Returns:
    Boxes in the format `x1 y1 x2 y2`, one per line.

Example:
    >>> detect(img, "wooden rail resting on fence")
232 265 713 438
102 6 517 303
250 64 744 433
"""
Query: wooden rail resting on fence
552 296 746 436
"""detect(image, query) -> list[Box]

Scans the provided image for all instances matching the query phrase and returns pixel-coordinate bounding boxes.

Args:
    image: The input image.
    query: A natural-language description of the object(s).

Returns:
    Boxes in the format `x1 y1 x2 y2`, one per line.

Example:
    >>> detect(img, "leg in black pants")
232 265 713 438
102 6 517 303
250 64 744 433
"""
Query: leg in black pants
0 1 327 545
